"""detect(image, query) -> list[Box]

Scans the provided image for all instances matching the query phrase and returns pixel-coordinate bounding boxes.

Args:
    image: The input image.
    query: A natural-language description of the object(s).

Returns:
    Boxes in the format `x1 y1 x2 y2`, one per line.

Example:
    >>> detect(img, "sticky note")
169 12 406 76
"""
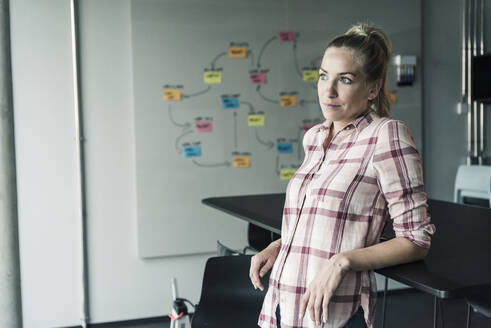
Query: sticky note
229 46 247 58
281 95 297 107
184 146 201 158
195 121 213 132
204 71 222 84
162 89 182 101
279 31 295 42
248 115 265 126
303 70 319 82
302 123 316 134
221 97 239 109
280 168 296 180
233 156 251 168
249 72 267 84
388 92 397 104
277 142 293 154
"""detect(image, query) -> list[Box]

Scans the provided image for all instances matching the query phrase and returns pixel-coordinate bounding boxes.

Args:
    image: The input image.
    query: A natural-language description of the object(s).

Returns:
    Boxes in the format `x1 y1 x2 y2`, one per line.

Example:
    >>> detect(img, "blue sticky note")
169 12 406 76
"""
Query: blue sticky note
184 146 201 157
221 97 239 109
277 142 293 154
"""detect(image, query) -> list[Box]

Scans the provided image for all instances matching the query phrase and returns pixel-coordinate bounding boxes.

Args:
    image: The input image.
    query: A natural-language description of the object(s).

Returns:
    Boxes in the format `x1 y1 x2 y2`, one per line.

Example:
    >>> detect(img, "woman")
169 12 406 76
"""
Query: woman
249 24 435 328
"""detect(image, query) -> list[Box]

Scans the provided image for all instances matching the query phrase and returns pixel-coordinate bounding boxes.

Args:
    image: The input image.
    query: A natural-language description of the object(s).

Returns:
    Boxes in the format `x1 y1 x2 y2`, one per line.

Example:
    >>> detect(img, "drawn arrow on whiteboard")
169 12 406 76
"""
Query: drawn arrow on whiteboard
211 51 226 70
257 36 277 69
168 104 191 128
310 55 323 67
233 111 238 149
292 40 303 79
275 155 280 175
182 85 211 98
256 85 279 104
255 127 274 149
192 160 231 168
174 129 193 154
247 49 255 69
239 101 255 114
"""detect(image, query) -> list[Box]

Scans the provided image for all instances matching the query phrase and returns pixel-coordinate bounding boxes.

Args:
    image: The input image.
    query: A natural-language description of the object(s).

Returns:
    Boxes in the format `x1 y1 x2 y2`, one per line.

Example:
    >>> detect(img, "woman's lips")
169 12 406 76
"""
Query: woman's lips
324 103 341 109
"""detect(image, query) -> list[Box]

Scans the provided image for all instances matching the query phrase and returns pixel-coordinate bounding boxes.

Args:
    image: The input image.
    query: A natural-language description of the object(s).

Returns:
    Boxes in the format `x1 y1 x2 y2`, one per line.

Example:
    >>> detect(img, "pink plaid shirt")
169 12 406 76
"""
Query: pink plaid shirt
258 110 435 328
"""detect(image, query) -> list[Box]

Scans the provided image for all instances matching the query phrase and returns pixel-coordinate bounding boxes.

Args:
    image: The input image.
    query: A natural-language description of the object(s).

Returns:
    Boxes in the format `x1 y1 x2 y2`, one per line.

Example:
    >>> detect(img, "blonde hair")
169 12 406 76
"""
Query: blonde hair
326 24 392 117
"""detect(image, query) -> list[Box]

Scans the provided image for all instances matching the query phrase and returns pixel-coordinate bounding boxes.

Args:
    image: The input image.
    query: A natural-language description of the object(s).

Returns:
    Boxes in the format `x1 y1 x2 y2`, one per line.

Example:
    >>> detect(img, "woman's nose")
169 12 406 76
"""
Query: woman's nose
325 82 337 98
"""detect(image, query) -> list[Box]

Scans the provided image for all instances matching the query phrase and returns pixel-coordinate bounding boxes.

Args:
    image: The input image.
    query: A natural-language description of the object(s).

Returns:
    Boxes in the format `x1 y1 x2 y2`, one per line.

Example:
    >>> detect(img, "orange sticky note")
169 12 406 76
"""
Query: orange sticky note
388 92 397 104
280 95 297 107
232 156 251 168
162 89 182 101
229 46 247 58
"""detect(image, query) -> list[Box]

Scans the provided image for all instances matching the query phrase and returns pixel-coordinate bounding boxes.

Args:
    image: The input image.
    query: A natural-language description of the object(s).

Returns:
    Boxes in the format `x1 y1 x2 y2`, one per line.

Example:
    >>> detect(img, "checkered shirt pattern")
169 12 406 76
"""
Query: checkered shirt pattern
258 110 435 328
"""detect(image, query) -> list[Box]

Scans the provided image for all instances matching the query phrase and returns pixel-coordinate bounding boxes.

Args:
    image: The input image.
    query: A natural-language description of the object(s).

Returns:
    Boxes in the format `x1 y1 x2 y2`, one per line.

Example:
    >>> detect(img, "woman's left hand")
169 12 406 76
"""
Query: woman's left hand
299 254 350 326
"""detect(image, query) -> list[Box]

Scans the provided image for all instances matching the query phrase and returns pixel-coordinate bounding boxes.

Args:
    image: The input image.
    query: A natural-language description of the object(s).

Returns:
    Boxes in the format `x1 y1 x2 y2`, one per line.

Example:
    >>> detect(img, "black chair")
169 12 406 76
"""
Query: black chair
466 284 491 328
248 223 280 251
192 255 270 328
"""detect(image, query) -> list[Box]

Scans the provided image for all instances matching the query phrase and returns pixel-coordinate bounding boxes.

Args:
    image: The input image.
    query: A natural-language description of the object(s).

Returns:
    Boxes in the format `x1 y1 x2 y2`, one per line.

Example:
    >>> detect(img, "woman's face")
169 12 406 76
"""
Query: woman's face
317 47 376 126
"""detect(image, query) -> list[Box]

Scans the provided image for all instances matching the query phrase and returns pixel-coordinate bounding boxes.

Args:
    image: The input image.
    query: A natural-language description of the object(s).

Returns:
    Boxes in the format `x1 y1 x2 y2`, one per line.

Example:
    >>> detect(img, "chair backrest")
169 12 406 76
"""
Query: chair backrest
192 255 270 328
454 164 491 207
216 240 243 256
248 223 280 251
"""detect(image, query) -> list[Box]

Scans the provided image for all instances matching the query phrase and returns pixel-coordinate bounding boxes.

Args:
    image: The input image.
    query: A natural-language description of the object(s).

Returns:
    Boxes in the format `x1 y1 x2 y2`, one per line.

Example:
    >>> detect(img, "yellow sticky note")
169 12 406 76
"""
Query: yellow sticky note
233 156 251 168
281 95 297 107
162 89 182 101
388 92 397 104
204 71 222 84
280 168 296 180
229 46 247 58
248 115 265 126
303 70 319 82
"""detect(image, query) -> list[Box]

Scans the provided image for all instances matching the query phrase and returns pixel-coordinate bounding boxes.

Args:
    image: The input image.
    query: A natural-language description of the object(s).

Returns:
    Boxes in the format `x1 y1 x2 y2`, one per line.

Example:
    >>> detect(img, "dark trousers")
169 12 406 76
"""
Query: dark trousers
275 305 367 328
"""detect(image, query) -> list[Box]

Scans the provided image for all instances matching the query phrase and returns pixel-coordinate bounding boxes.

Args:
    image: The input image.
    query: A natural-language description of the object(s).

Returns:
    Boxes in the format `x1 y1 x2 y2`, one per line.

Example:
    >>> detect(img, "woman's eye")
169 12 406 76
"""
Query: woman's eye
318 73 327 81
340 77 352 84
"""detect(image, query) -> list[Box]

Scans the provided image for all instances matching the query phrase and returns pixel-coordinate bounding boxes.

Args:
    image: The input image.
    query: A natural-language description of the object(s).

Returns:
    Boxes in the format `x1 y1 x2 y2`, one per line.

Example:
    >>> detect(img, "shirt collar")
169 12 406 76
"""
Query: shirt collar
318 109 376 133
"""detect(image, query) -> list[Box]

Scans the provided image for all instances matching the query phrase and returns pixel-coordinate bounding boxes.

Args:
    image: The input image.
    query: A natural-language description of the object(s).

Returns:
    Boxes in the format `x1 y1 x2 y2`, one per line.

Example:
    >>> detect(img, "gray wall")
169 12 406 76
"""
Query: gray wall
423 0 491 202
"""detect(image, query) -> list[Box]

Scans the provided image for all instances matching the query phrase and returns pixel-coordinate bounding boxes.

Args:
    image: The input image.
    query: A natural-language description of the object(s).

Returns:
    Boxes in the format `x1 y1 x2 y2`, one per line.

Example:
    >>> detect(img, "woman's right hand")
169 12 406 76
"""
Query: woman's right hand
249 239 281 291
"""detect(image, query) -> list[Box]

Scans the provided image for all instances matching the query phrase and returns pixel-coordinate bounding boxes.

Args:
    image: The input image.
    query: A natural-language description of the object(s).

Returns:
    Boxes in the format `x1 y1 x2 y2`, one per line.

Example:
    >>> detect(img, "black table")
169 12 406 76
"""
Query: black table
202 193 491 327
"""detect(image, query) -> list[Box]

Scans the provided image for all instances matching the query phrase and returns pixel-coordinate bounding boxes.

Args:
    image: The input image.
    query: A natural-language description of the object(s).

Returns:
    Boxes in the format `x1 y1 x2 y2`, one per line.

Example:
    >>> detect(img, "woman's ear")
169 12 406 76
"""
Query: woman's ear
368 79 382 100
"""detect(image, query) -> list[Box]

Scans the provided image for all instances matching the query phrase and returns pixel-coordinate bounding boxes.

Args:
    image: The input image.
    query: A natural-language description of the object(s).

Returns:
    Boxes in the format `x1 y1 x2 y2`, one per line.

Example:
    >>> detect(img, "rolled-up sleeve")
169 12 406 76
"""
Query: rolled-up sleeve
372 120 435 248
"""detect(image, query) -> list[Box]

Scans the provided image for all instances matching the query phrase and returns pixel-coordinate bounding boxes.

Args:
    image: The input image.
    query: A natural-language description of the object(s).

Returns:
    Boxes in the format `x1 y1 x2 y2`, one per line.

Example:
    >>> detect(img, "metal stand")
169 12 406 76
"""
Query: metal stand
381 277 388 328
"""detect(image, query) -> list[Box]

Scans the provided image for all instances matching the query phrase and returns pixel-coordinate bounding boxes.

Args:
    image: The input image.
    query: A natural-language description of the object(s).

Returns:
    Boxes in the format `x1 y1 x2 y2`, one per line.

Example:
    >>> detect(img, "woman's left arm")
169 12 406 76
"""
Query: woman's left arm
332 236 428 272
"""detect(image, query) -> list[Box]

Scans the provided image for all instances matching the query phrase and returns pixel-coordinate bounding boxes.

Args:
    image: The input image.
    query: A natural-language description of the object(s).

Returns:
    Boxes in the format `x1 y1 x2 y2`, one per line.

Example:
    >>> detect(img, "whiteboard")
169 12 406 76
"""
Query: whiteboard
131 0 422 257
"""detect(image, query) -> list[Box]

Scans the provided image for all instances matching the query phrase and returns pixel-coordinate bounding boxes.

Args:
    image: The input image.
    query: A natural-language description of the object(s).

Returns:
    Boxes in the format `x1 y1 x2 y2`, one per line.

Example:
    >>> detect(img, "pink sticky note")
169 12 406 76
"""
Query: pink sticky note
249 72 267 84
195 121 213 132
302 123 316 134
279 31 295 42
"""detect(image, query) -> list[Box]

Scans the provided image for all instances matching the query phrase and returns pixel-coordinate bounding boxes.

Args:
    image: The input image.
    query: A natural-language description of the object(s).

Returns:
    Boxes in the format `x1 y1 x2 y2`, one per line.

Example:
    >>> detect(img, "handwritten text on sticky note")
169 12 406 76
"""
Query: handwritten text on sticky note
195 121 213 132
281 95 297 107
277 142 293 154
249 72 267 84
279 31 295 42
280 168 296 180
184 146 201 158
248 115 265 126
233 156 251 168
303 70 319 82
229 46 247 58
162 89 182 101
221 97 239 109
204 71 222 84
